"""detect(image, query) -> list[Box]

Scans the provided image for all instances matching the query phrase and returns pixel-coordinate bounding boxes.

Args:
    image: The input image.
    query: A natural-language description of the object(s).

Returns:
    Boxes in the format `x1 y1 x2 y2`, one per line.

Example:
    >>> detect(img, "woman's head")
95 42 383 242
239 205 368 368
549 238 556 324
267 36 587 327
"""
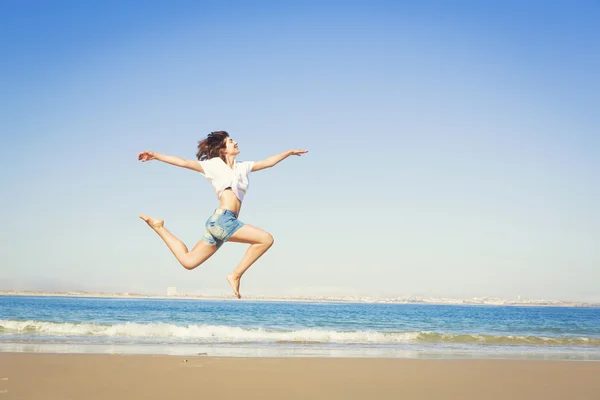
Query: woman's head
196 131 239 161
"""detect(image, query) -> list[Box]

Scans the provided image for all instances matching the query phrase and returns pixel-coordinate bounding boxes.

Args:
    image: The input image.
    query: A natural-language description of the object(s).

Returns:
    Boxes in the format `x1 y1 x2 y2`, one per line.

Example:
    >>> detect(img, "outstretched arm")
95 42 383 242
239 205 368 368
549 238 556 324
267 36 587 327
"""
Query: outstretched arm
251 149 308 172
138 151 204 173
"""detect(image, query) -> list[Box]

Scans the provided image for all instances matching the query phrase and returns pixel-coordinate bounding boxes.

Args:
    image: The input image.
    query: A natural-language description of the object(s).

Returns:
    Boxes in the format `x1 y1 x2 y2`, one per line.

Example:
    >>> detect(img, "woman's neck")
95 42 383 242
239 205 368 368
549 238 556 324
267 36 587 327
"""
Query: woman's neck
224 154 236 169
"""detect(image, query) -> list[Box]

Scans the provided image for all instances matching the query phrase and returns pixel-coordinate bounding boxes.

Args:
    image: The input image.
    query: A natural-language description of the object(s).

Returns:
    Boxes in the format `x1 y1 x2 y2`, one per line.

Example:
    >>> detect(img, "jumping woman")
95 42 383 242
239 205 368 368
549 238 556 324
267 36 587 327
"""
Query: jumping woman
138 131 308 299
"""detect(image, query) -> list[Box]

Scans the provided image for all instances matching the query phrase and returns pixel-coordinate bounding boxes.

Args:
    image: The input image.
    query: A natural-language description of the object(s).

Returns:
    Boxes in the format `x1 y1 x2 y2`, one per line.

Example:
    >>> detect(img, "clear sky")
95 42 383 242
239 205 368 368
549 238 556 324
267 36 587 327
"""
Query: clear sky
1 0 599 302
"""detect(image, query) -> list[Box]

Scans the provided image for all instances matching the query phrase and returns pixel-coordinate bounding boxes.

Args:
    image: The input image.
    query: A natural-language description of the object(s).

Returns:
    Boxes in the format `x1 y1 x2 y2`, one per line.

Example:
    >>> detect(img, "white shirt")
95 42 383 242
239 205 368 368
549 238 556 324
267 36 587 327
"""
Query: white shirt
198 157 255 201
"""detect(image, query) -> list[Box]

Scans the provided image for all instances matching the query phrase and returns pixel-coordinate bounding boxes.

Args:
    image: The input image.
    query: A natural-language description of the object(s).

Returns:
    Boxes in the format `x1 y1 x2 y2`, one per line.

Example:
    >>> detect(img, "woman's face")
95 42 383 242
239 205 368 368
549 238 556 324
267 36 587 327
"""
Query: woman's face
223 137 240 156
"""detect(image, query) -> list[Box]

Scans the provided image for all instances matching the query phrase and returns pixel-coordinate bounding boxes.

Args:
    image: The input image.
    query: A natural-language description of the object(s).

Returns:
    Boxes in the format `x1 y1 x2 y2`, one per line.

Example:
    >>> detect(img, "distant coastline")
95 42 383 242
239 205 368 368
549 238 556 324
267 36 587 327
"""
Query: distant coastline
1 290 598 308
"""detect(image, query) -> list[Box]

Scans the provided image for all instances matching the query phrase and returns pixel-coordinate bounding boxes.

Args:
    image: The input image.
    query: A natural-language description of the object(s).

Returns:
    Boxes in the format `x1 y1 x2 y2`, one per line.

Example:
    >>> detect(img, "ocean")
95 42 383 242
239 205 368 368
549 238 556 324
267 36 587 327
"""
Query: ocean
1 296 599 360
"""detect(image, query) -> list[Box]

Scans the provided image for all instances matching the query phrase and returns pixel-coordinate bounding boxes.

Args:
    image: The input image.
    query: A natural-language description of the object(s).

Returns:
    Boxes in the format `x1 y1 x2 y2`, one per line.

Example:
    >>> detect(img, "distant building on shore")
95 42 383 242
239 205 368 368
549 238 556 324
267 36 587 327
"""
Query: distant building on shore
167 287 177 296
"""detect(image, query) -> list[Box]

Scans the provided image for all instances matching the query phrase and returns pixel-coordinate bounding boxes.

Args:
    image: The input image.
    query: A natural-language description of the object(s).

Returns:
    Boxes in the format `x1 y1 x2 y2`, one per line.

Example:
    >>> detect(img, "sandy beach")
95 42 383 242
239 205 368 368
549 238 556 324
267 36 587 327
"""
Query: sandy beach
0 354 598 399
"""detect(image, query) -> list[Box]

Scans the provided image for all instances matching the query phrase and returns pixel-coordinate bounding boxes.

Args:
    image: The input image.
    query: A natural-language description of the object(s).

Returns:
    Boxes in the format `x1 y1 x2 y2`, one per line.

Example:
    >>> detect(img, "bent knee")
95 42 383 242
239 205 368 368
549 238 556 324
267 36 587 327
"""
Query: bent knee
264 233 274 247
181 263 196 271
181 259 199 270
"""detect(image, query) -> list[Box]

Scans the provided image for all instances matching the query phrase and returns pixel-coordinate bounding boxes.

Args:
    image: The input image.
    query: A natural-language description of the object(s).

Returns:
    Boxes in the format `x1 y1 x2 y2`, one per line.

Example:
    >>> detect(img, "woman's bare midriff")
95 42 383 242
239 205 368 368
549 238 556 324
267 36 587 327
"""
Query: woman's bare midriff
219 188 243 216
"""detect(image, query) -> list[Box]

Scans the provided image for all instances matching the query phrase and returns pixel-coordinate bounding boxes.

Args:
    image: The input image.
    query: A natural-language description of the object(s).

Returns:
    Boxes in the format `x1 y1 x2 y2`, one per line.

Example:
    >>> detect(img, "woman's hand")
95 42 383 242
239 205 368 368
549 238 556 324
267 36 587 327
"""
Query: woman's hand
289 149 308 156
138 151 155 162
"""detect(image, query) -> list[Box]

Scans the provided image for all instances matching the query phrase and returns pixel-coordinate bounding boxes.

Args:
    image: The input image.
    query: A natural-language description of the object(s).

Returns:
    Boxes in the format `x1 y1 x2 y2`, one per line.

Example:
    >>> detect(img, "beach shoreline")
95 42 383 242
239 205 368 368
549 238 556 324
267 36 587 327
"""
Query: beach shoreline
3 341 600 362
1 353 599 399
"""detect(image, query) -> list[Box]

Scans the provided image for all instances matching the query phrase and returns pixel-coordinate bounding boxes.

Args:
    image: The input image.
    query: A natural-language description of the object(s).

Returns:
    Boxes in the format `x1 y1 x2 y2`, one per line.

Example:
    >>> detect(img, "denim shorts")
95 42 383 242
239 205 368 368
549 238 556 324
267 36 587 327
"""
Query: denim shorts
202 209 244 248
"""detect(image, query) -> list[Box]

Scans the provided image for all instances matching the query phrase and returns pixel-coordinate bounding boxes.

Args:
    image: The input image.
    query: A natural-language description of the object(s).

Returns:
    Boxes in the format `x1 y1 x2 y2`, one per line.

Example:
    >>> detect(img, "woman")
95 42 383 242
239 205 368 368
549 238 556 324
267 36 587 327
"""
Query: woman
138 131 307 298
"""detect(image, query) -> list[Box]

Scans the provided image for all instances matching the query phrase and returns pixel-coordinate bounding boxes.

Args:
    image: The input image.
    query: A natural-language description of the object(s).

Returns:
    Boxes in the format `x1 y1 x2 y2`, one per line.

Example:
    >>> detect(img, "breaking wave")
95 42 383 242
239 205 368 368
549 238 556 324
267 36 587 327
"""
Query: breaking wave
1 320 599 346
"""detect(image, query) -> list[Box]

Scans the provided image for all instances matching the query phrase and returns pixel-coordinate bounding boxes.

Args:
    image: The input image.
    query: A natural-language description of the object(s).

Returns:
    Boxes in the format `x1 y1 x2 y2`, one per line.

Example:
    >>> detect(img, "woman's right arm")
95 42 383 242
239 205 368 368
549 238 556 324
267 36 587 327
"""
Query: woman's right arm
138 151 204 173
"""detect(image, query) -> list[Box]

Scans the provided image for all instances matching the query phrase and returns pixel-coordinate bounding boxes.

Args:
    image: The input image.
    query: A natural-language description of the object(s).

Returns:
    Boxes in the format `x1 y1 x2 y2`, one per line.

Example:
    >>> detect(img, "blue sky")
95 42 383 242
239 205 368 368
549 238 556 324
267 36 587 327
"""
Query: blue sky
1 0 599 301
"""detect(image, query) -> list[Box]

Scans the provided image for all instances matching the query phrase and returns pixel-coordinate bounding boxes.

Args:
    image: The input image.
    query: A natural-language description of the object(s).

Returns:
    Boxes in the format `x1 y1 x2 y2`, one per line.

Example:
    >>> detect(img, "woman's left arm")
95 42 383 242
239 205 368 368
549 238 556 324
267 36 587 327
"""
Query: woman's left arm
251 149 308 172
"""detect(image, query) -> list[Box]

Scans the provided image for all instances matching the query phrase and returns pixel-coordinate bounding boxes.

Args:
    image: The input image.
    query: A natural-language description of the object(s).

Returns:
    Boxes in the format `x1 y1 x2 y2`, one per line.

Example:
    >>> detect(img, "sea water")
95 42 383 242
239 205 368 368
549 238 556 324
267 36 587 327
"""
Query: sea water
1 296 599 360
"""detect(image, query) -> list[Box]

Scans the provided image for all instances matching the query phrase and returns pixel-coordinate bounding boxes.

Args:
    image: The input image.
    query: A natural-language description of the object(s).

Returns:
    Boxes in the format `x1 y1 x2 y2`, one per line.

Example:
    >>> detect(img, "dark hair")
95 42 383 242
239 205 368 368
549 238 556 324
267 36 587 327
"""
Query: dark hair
196 131 229 161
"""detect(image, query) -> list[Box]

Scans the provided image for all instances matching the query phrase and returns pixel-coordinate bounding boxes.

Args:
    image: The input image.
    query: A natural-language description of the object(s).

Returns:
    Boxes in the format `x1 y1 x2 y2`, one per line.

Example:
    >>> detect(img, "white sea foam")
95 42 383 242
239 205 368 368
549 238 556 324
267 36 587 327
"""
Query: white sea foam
1 320 598 346
0 320 421 343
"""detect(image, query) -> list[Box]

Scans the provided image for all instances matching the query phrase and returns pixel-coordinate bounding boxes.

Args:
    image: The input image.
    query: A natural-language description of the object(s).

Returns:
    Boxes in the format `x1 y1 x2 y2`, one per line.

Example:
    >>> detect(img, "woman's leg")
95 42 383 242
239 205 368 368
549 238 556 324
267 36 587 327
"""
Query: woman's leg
139 215 218 270
225 224 274 298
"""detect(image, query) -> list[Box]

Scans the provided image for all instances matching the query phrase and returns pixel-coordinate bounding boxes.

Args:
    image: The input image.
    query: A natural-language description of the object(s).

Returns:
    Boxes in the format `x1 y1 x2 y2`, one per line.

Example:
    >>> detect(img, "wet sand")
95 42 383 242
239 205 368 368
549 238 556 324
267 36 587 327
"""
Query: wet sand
1 353 599 399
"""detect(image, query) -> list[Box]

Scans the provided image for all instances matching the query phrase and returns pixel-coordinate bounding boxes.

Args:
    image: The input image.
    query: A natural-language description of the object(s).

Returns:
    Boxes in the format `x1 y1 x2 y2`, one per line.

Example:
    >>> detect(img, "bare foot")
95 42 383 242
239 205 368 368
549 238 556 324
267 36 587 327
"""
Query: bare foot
226 274 241 299
139 215 164 231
